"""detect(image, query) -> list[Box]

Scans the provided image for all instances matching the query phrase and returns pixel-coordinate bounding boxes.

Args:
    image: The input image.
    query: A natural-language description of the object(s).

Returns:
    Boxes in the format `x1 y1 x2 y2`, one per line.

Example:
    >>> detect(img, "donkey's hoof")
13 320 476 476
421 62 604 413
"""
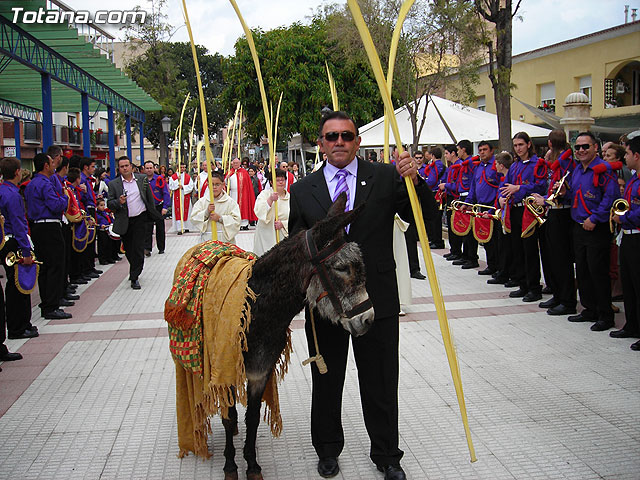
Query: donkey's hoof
224 471 239 480
246 472 263 480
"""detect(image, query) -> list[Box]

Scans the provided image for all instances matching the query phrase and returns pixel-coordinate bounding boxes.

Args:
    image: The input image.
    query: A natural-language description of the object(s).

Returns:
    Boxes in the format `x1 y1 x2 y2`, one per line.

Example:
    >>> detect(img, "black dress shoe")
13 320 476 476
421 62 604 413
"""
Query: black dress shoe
509 288 527 298
477 267 494 275
158 250 165 254
541 286 553 295
99 261 111 265
85 272 100 279
65 294 80 301
431 243 445 249
317 457 339 478
539 298 559 309
144 250 151 257
377 464 407 480
43 309 72 320
547 304 576 316
67 284 78 291
70 277 88 285
410 271 426 280
445 254 461 261
591 320 614 332
504 280 519 288
0 351 23 361
92 268 103 275
184 229 190 233
568 313 594 323
461 261 479 269
631 340 640 351
452 259 467 265
609 329 640 339
522 291 542 302
443 252 457 259
487 277 507 285
177 231 183 235
8 327 39 339
59 299 75 307
131 280 141 290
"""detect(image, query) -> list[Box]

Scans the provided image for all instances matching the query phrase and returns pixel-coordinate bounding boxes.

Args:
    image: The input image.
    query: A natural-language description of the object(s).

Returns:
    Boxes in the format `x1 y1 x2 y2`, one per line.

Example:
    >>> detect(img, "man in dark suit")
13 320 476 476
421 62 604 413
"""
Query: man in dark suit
107 156 162 289
289 111 435 480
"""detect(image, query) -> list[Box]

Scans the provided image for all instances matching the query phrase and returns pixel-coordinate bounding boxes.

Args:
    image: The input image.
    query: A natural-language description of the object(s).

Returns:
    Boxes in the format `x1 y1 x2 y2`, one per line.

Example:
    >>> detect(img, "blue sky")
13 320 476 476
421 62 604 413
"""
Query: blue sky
65 0 638 56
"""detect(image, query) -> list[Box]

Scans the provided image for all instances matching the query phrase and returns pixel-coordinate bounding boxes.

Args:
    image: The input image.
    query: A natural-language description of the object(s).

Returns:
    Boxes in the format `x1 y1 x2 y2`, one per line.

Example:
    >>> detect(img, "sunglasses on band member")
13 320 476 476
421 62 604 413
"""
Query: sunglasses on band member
574 143 593 151
323 131 356 142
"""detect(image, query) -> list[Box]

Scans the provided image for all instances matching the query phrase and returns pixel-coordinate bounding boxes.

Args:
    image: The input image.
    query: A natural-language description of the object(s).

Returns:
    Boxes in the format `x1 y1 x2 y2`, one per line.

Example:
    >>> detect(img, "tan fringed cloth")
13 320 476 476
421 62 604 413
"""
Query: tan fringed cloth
165 240 292 459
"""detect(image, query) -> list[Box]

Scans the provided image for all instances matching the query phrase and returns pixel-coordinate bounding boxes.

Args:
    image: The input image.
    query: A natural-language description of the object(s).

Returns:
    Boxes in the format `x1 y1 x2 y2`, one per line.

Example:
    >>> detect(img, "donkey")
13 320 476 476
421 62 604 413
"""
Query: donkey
220 193 375 480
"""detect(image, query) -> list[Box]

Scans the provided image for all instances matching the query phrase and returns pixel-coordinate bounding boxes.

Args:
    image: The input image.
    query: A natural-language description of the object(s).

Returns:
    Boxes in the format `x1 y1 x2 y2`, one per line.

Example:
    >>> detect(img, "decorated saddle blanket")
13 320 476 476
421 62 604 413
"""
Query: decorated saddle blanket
164 240 292 459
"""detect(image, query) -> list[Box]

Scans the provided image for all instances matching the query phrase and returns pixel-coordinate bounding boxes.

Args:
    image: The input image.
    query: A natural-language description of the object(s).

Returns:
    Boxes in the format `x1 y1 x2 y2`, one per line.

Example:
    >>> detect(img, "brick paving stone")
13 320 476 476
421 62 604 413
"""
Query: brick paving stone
0 229 638 479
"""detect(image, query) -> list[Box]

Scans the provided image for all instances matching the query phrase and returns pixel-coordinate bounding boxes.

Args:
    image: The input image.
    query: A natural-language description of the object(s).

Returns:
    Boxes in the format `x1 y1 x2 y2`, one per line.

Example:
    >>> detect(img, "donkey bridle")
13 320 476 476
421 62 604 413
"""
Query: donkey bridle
304 229 373 319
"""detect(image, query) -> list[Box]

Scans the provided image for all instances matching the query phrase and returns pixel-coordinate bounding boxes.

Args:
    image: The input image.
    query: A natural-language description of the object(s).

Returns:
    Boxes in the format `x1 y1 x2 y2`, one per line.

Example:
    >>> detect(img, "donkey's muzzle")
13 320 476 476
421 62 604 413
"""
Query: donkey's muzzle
341 302 375 337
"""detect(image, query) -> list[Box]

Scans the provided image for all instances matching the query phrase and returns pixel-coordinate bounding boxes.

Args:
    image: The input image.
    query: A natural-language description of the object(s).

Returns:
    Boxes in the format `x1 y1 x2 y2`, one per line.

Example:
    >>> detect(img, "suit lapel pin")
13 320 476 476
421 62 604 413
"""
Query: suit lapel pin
361 181 366 186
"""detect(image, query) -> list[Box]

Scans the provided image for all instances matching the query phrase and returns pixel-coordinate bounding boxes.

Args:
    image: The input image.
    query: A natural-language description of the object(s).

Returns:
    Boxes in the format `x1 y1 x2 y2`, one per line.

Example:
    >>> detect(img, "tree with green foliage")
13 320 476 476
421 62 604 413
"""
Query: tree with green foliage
320 0 483 152
475 0 522 152
221 18 383 147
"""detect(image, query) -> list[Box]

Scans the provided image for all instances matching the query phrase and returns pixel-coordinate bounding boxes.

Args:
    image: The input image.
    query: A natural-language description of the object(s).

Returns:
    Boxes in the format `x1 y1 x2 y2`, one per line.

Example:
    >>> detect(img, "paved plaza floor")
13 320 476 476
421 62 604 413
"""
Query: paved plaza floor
0 226 638 480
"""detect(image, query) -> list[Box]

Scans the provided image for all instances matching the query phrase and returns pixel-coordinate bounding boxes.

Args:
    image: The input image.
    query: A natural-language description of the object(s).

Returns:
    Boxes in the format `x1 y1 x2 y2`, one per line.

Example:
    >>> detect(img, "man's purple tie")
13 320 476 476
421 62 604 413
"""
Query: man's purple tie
332 169 350 210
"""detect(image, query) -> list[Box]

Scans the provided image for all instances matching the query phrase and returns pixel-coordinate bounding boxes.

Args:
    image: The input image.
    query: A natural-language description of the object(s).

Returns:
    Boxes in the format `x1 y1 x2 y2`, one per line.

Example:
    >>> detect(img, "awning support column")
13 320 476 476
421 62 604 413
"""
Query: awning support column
108 105 116 179
41 73 53 151
81 92 90 157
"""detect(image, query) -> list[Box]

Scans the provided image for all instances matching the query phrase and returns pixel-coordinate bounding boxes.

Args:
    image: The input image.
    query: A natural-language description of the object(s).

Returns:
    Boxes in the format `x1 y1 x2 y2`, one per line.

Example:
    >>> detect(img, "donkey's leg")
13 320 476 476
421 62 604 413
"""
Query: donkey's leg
243 374 269 480
222 392 239 480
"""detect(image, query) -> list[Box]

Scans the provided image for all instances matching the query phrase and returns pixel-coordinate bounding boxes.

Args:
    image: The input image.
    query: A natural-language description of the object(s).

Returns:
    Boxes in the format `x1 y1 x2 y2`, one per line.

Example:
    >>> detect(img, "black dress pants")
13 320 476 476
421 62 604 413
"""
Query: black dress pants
481 220 500 272
498 230 513 280
620 233 640 334
573 222 613 322
509 206 541 293
446 199 462 256
305 311 403 467
545 208 576 308
145 204 166 253
426 203 443 246
404 221 421 274
0 238 32 336
31 222 65 314
122 212 149 282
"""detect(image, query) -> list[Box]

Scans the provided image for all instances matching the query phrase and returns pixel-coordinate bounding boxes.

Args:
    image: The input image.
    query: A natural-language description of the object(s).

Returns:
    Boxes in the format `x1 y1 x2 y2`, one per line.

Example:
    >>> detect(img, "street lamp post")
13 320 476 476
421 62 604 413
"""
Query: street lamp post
161 115 172 169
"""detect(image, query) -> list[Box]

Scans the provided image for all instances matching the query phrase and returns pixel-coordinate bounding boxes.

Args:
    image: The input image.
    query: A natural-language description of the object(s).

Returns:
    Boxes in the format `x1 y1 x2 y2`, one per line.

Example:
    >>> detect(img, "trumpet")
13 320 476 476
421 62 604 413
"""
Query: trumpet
525 196 546 226
5 251 43 267
546 170 571 207
610 198 630 233
448 200 476 212
472 204 502 221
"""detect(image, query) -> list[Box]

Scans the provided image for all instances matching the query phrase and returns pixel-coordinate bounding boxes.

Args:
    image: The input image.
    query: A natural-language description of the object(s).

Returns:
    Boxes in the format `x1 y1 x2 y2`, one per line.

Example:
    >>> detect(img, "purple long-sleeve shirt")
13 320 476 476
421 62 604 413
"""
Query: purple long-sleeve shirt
568 156 620 224
621 173 640 231
503 155 547 204
24 173 68 221
424 160 445 191
468 156 500 206
149 174 170 208
0 181 31 256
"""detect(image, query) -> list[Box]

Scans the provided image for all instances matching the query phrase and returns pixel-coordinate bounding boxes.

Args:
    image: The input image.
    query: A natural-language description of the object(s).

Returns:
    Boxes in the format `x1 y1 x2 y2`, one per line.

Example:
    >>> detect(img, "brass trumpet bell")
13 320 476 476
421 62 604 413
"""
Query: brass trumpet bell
525 196 546 226
612 198 630 217
5 250 42 267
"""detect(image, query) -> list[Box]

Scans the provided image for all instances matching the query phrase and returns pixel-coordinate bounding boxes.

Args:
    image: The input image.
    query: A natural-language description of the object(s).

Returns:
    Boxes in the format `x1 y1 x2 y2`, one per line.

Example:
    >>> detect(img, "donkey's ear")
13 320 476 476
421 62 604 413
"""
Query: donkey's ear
329 203 364 235
327 191 347 217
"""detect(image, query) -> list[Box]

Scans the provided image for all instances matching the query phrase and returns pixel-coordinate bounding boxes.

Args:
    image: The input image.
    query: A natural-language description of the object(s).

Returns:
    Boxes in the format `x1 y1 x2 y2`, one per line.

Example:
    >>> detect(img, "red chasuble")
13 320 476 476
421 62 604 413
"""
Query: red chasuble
225 168 257 222
171 173 191 221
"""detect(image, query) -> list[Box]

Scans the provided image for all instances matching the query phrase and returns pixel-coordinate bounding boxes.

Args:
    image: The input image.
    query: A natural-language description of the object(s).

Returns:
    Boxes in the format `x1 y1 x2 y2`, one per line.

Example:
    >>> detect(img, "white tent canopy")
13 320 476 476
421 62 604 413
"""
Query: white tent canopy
358 95 551 147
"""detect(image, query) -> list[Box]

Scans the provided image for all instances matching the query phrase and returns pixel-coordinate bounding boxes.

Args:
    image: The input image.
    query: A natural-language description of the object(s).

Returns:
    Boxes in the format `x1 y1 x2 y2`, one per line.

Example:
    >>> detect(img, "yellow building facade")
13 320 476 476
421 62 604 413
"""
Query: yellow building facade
450 21 640 130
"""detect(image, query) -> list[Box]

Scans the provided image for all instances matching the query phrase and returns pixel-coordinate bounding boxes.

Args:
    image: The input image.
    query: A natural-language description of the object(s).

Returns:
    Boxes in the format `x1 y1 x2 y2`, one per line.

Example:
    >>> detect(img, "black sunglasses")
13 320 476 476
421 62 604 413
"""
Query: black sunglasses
575 143 593 151
323 131 356 142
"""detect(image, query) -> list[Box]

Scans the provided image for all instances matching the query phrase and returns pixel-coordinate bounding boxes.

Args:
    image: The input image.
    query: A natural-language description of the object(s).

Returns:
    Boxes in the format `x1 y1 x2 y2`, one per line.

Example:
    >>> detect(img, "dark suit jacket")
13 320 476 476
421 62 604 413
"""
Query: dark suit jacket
289 159 436 319
107 173 162 236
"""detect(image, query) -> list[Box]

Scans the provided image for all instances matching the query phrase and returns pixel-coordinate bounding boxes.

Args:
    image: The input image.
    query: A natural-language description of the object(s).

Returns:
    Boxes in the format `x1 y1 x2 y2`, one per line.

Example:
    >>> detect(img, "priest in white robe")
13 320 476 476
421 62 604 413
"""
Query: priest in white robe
168 164 194 234
253 169 290 256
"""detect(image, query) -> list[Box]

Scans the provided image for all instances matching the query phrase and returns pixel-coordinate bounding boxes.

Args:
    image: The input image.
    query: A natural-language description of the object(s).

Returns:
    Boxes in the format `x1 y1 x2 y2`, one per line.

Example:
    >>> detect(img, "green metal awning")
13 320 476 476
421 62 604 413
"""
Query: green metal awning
0 0 160 118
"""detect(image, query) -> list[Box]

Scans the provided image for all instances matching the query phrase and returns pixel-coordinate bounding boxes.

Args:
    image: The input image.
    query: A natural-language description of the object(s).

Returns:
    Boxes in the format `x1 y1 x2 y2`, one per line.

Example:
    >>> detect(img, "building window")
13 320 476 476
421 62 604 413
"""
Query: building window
579 75 592 103
539 82 555 112
23 122 40 142
477 95 486 111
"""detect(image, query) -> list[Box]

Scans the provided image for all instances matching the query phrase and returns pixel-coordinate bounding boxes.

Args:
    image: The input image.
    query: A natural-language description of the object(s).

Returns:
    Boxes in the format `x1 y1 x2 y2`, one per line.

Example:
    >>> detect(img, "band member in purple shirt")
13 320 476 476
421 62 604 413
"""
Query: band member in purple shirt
423 147 446 249
558 131 620 331
24 153 72 320
467 141 500 274
143 160 170 256
0 157 37 351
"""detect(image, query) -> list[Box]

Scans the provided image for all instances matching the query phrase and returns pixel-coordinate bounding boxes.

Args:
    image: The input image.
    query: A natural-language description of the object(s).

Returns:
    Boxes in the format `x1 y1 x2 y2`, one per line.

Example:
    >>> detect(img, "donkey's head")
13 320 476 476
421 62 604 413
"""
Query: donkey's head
304 193 375 336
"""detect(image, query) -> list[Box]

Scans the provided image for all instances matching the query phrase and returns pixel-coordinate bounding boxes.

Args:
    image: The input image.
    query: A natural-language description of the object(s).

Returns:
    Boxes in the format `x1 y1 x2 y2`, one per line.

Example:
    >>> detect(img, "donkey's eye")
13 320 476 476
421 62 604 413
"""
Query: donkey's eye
334 264 350 273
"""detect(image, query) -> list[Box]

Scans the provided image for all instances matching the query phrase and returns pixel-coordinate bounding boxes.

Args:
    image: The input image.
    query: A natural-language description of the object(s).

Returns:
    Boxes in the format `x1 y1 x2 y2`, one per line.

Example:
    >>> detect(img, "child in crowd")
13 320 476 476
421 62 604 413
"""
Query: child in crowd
96 198 121 264
491 151 515 286
190 171 241 244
